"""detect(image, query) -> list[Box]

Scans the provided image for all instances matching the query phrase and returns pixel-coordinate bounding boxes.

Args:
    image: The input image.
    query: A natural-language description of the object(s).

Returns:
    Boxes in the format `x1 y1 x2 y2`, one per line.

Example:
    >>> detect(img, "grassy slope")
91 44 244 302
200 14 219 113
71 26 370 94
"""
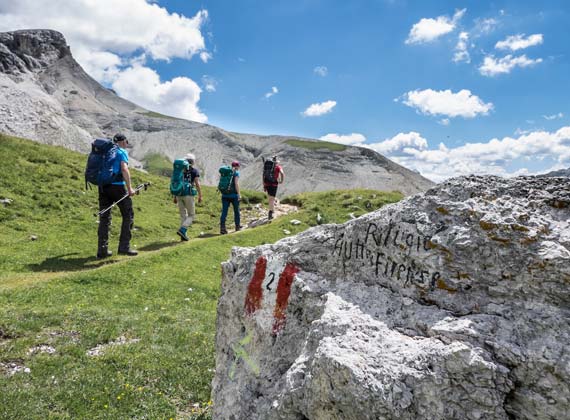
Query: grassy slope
0 134 402 419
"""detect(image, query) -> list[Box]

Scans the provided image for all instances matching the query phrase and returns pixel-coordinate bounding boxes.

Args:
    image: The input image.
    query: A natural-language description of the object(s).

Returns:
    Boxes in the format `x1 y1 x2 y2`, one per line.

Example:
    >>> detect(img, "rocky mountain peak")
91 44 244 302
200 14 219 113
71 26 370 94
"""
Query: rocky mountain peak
0 29 70 75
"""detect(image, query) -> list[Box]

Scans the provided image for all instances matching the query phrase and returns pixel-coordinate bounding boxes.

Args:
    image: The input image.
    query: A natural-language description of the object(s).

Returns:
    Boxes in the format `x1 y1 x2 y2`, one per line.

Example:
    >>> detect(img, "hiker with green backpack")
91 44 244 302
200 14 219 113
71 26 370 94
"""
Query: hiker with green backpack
170 153 202 241
217 160 241 234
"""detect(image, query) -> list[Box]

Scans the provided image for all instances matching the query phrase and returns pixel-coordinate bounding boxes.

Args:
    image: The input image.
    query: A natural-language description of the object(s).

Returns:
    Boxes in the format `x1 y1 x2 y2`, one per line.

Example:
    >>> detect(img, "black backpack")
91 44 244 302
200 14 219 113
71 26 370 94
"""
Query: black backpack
263 159 277 184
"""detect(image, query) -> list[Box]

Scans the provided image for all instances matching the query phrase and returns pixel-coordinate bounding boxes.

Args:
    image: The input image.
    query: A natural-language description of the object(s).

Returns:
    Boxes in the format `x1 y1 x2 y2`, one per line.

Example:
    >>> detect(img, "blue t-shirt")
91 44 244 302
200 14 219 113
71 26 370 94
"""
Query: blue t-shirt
222 170 239 198
112 147 128 185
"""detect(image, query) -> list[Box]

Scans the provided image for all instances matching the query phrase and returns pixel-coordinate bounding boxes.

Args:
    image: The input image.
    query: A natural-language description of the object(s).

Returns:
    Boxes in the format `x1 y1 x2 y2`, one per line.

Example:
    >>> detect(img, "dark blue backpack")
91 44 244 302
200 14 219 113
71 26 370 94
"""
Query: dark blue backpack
85 138 120 188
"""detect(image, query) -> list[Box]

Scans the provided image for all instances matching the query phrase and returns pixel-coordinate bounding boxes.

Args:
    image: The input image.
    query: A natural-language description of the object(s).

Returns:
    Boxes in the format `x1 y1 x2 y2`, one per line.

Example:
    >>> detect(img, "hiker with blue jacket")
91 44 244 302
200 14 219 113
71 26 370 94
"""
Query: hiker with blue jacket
97 133 137 258
173 153 202 241
219 160 241 234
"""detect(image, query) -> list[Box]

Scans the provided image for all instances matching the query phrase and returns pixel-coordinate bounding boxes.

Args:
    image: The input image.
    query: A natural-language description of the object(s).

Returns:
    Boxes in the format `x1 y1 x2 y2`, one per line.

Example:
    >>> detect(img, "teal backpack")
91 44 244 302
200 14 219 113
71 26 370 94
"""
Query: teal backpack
217 165 234 194
170 159 190 196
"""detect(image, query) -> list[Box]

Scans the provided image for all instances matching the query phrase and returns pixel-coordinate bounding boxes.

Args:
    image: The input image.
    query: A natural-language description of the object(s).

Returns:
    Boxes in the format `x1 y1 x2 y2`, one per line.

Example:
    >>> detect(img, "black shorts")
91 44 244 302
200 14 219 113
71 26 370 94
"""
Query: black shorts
265 185 278 197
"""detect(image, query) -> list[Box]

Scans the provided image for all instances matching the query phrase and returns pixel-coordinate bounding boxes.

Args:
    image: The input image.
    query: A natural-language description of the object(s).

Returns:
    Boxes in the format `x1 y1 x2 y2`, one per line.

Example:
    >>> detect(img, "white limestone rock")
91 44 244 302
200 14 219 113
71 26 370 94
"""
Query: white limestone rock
212 175 570 420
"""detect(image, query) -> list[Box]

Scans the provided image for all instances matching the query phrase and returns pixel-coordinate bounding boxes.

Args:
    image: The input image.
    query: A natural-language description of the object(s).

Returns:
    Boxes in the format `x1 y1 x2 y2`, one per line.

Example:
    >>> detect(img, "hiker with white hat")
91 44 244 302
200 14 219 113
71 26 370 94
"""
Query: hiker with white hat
171 153 202 241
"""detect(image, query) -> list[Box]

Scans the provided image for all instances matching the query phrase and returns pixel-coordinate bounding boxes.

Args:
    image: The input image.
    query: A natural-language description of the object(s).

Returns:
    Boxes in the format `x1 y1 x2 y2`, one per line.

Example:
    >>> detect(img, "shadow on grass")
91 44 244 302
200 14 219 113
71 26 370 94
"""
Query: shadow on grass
27 253 114 272
197 233 219 238
138 240 179 252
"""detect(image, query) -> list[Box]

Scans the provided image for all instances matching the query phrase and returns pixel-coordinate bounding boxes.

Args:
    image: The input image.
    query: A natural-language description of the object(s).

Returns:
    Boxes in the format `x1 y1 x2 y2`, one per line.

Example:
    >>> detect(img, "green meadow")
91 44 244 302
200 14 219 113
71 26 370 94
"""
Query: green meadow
0 133 402 419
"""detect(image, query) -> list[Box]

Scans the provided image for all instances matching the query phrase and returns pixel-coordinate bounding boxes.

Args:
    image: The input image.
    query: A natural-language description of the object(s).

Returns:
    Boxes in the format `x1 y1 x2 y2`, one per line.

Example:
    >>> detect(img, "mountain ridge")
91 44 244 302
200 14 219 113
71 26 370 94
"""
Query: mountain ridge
0 29 434 196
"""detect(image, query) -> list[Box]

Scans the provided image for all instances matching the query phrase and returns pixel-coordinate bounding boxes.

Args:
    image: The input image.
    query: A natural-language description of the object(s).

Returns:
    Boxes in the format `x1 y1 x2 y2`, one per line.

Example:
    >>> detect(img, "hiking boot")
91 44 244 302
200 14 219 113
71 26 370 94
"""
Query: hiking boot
220 225 228 235
268 211 273 220
97 250 113 259
177 227 189 241
118 249 138 256
235 225 242 232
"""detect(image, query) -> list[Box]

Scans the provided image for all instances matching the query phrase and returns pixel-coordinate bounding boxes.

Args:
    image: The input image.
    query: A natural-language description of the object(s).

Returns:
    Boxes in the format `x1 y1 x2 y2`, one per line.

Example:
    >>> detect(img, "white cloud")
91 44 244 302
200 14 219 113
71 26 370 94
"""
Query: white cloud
0 0 211 122
473 17 499 35
543 113 564 120
313 66 328 77
0 1 209 62
200 51 213 63
405 8 466 44
112 65 207 123
453 32 470 63
439 118 451 126
401 89 493 118
302 100 337 117
379 126 570 182
264 86 279 99
201 75 218 92
479 54 543 76
73 49 123 84
367 132 428 155
319 133 366 145
495 34 543 51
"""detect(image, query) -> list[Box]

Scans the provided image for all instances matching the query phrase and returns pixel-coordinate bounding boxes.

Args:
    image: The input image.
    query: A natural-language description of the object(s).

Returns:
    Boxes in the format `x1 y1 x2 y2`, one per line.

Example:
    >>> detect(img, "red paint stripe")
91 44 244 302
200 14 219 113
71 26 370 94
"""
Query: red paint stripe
244 256 267 316
272 263 299 335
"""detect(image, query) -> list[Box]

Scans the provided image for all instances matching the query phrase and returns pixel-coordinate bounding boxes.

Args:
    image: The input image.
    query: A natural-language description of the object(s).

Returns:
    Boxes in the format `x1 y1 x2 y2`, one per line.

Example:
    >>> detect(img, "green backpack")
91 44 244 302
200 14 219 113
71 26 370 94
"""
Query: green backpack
170 159 190 196
217 165 234 194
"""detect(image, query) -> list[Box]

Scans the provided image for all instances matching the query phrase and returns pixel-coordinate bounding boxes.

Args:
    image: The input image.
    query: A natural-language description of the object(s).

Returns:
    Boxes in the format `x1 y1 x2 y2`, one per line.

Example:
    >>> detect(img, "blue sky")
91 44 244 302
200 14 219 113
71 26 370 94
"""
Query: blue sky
0 0 569 181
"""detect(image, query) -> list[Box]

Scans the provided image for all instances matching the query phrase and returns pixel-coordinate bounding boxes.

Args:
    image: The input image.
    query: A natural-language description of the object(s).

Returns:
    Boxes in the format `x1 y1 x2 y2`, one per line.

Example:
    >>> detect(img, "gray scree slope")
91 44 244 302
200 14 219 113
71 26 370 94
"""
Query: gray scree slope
213 175 569 419
0 29 433 196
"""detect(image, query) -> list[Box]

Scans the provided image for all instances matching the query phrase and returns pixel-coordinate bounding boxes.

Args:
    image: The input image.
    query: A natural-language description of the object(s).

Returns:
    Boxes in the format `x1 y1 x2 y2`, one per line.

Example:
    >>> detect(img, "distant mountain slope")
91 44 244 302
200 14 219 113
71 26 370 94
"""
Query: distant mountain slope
0 29 434 195
539 168 570 177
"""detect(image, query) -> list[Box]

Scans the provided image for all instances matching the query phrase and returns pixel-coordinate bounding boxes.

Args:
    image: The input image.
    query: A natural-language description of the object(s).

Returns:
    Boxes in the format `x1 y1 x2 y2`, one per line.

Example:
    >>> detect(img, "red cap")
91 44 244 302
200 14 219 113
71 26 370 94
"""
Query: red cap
231 160 240 167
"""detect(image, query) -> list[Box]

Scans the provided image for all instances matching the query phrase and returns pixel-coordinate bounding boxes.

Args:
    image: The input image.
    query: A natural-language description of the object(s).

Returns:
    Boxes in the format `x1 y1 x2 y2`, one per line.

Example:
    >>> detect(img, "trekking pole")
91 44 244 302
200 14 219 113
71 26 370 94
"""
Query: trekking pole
95 182 152 217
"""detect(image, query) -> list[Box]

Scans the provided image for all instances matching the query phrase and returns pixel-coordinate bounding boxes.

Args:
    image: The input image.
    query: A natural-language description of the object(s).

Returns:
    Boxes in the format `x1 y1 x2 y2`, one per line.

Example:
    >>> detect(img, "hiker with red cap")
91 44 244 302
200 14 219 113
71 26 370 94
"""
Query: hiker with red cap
217 160 242 234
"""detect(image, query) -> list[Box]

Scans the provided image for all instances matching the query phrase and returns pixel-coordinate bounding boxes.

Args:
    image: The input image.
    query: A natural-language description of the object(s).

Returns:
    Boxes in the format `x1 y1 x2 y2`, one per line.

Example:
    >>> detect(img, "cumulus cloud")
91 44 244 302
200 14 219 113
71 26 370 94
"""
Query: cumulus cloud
73 49 123 84
543 113 564 120
453 32 470 63
0 0 209 62
319 133 366 145
313 66 328 77
0 0 212 122
112 65 207 122
495 34 543 51
378 126 570 182
264 86 279 99
302 100 337 117
401 89 493 118
479 54 543 76
367 132 428 155
405 8 466 44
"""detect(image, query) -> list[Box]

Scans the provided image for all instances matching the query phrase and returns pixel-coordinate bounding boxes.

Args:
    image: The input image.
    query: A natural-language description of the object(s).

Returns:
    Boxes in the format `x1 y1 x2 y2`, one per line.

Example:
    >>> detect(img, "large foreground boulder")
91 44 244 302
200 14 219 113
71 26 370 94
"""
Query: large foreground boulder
212 175 570 420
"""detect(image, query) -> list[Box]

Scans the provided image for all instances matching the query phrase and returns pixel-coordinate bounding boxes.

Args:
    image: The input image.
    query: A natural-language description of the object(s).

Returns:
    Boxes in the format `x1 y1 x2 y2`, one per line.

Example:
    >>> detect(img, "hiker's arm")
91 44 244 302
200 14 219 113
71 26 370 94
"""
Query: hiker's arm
278 168 284 183
195 179 203 203
121 161 135 196
235 177 241 198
